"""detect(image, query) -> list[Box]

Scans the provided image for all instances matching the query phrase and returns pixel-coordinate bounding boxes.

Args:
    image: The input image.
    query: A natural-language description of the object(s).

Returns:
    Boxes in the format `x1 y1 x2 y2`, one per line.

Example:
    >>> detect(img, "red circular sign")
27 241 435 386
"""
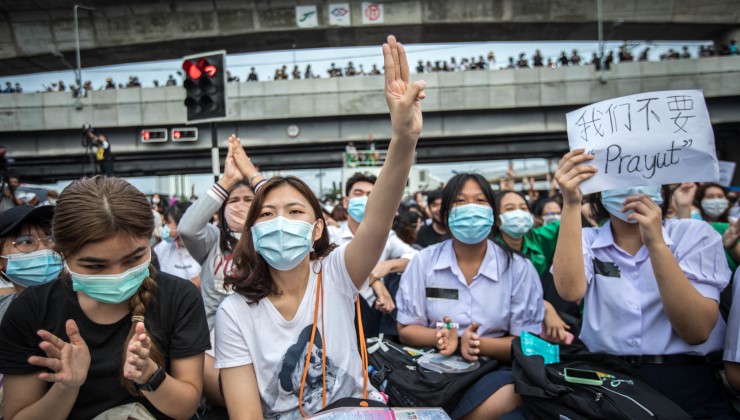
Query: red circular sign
365 3 380 21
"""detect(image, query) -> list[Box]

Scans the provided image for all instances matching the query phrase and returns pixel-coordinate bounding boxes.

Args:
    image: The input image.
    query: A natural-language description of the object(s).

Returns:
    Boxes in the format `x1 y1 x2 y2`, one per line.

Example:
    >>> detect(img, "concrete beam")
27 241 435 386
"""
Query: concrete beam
0 0 739 75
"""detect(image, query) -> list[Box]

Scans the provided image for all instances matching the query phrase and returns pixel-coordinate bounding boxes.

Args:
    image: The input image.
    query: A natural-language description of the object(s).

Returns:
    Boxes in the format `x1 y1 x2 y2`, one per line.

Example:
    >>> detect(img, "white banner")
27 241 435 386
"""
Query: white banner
329 3 351 26
719 160 737 187
566 90 719 194
296 5 318 28
362 2 384 24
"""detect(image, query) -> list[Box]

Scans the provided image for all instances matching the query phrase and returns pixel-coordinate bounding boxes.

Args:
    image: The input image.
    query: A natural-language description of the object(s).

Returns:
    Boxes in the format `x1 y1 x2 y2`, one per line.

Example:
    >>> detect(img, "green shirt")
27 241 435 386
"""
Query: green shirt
711 222 738 273
496 221 560 276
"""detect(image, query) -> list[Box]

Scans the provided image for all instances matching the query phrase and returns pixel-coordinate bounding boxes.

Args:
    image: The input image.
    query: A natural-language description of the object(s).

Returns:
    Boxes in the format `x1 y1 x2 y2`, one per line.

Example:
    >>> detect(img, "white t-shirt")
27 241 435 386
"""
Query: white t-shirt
214 244 381 419
153 240 201 281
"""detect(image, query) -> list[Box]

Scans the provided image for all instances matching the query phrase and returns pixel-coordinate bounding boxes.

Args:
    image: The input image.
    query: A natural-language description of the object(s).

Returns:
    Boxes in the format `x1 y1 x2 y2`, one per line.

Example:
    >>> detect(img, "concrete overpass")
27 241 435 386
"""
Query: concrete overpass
1 56 739 183
1 0 739 76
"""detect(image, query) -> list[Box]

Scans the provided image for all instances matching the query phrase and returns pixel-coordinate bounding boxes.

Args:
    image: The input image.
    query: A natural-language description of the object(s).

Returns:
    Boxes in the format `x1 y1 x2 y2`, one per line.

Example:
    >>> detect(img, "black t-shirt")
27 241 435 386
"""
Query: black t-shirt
0 272 210 419
415 223 448 248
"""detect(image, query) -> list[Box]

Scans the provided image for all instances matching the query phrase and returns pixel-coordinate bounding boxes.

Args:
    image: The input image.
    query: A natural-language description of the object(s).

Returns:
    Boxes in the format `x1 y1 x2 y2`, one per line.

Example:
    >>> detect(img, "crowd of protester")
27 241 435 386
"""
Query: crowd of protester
3 42 735 94
0 35 739 420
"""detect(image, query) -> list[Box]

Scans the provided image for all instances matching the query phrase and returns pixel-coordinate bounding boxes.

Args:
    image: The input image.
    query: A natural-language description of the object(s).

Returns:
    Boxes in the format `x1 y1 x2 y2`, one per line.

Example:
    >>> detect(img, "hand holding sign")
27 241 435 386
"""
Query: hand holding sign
566 90 719 194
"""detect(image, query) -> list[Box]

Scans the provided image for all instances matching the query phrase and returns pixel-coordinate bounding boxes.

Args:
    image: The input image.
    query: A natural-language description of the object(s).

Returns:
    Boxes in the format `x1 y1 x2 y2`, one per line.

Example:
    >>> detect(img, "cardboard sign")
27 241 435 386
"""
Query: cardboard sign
566 90 719 194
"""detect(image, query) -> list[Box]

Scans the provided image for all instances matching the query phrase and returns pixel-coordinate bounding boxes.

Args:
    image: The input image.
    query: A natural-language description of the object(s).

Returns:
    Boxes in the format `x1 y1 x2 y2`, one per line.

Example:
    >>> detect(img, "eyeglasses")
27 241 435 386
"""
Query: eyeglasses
11 235 55 253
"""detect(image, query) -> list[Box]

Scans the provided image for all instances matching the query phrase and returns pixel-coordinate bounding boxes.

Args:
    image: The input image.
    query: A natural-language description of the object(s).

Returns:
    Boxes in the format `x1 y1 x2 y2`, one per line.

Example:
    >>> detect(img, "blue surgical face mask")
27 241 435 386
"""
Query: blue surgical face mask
447 204 494 244
161 225 175 243
601 186 663 224
347 196 368 223
68 258 151 304
2 249 63 288
500 209 534 239
252 217 316 271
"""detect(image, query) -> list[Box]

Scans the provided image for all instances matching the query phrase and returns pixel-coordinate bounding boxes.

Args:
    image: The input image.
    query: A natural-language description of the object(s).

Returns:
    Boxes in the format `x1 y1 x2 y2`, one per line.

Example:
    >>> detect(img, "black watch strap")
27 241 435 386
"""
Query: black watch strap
133 365 166 392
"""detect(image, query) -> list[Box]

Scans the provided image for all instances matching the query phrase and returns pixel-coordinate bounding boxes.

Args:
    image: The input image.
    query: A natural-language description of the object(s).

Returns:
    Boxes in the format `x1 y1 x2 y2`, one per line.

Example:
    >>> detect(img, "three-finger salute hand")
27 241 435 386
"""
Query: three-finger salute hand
383 35 425 140
28 319 90 389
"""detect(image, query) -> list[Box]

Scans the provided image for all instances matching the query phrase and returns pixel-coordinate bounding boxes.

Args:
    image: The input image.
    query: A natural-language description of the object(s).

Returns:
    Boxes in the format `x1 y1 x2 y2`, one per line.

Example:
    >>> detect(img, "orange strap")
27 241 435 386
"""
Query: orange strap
298 271 327 417
355 297 369 401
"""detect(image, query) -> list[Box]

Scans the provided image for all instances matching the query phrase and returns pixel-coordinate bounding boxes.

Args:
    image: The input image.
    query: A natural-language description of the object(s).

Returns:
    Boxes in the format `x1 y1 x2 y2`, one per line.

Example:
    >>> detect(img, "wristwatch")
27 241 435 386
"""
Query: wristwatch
133 365 166 392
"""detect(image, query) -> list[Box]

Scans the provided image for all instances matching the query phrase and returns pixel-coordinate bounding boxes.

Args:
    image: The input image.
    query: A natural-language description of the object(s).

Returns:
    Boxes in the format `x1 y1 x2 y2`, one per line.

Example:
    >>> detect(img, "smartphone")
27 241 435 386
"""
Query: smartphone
563 368 604 386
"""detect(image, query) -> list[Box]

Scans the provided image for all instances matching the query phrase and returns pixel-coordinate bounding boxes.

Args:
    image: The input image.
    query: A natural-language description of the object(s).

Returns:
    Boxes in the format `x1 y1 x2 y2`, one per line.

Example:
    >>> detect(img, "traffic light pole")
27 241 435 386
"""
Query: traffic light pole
211 122 219 183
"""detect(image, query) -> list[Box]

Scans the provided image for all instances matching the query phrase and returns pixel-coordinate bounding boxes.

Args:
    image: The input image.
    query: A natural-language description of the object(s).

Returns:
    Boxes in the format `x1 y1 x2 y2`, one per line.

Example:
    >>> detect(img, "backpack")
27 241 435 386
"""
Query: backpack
511 337 692 420
366 338 499 413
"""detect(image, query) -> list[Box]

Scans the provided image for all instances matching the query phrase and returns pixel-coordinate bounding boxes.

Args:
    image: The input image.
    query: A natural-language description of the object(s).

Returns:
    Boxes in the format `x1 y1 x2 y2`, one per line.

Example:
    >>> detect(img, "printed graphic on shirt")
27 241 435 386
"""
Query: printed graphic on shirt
264 324 354 416
211 253 234 295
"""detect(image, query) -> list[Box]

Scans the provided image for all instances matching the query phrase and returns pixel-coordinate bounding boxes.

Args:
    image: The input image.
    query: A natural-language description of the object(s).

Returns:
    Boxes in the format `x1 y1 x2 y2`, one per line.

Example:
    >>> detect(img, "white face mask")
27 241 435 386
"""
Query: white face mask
701 198 728 218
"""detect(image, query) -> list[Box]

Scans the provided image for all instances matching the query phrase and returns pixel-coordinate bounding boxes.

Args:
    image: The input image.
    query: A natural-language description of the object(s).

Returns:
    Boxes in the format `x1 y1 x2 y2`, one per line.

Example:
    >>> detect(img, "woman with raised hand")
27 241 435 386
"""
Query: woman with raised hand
552 149 735 418
396 173 544 420
214 34 425 419
0 176 210 419
177 137 261 406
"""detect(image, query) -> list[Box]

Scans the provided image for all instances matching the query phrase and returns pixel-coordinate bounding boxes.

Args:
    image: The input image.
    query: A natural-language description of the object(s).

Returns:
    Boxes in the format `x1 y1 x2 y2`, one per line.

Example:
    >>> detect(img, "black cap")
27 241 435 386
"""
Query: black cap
0 205 54 237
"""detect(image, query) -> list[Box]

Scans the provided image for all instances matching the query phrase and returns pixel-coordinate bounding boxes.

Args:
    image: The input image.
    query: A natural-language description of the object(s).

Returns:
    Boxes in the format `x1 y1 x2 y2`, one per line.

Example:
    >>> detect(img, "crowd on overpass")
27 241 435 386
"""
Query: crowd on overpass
1 35 740 420
1 42 736 95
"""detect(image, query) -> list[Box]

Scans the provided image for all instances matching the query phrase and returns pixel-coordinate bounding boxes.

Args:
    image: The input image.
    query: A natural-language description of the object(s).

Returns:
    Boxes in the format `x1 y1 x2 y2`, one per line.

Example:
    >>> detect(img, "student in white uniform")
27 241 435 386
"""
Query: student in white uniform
329 172 418 338
214 35 427 419
396 173 544 420
553 149 735 418
723 269 740 392
153 201 201 288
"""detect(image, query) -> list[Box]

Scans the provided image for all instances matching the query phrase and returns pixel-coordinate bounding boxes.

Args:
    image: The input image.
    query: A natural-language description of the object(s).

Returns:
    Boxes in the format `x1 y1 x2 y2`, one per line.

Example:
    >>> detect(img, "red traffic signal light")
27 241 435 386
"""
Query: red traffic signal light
140 128 168 143
182 51 227 123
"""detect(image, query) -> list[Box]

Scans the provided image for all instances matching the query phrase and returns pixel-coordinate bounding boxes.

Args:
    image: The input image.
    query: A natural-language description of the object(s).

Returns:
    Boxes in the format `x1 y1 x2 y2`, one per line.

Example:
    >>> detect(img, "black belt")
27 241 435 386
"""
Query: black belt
619 352 721 367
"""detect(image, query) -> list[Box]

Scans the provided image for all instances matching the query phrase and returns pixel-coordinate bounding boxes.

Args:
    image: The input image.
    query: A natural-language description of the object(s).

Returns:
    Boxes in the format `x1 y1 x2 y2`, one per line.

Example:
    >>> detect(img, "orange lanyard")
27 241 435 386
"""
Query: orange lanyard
299 271 327 417
297 271 371 417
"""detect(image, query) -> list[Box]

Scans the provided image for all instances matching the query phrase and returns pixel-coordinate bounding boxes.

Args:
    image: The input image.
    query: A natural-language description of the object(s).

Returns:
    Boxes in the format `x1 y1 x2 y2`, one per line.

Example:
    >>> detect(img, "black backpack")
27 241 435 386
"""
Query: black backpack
511 337 692 420
367 338 499 413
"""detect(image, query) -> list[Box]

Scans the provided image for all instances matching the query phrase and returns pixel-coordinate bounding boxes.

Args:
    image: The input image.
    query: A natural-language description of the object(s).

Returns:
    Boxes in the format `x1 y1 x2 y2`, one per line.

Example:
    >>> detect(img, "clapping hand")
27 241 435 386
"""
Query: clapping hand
436 316 459 356
123 321 157 385
28 319 90 389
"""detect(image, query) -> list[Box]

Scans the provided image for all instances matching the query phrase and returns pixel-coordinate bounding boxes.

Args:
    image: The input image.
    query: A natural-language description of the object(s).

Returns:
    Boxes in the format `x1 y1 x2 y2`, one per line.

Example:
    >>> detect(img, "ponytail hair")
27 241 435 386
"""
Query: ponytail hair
53 175 165 395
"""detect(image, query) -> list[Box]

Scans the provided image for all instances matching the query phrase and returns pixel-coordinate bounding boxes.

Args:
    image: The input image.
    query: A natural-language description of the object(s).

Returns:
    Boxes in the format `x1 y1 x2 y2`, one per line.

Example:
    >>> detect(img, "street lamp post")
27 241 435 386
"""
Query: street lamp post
74 4 95 108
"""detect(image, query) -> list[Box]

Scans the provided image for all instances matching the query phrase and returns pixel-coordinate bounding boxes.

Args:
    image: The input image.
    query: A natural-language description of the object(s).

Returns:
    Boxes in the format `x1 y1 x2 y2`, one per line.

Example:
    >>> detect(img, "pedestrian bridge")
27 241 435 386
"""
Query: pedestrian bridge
0 56 739 183
0 0 737 76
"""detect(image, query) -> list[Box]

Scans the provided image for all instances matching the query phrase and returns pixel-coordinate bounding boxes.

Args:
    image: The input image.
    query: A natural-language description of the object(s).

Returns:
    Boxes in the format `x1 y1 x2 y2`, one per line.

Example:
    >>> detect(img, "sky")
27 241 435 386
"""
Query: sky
5 39 709 196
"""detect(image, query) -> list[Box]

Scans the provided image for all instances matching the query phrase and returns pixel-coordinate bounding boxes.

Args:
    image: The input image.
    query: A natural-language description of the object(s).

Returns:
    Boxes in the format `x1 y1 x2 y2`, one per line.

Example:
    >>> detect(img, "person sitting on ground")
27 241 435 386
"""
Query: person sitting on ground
0 177 209 419
215 35 425 418
397 173 544 419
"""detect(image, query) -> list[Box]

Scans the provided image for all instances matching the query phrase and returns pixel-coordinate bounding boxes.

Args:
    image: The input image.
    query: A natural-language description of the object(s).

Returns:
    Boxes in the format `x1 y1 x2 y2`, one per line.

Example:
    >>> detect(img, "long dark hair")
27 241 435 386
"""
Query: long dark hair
217 180 252 254
696 182 729 223
227 176 336 302
441 173 515 270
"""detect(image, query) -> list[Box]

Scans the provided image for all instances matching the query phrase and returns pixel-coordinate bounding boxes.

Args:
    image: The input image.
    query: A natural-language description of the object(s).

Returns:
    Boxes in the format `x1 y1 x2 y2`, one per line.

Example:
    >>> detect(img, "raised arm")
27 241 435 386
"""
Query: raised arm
178 140 242 263
552 149 596 302
345 35 426 289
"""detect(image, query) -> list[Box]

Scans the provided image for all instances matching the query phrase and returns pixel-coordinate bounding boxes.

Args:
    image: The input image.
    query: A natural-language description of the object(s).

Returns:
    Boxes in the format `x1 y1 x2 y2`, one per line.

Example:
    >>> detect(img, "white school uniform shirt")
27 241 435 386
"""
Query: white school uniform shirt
396 239 544 337
153 240 201 281
561 218 730 356
328 223 417 306
214 244 381 419
723 269 740 362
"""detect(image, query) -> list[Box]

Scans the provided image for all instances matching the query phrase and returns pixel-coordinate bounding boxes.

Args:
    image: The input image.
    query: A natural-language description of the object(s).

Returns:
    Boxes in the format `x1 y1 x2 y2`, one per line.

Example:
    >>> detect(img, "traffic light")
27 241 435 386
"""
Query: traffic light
182 50 227 122
171 127 198 142
140 128 167 143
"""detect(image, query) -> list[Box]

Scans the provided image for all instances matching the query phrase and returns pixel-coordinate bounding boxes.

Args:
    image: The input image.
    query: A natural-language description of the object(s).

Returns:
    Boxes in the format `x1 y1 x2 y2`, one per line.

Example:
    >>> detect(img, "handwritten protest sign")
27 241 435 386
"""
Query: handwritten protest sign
566 90 719 194
719 161 737 187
